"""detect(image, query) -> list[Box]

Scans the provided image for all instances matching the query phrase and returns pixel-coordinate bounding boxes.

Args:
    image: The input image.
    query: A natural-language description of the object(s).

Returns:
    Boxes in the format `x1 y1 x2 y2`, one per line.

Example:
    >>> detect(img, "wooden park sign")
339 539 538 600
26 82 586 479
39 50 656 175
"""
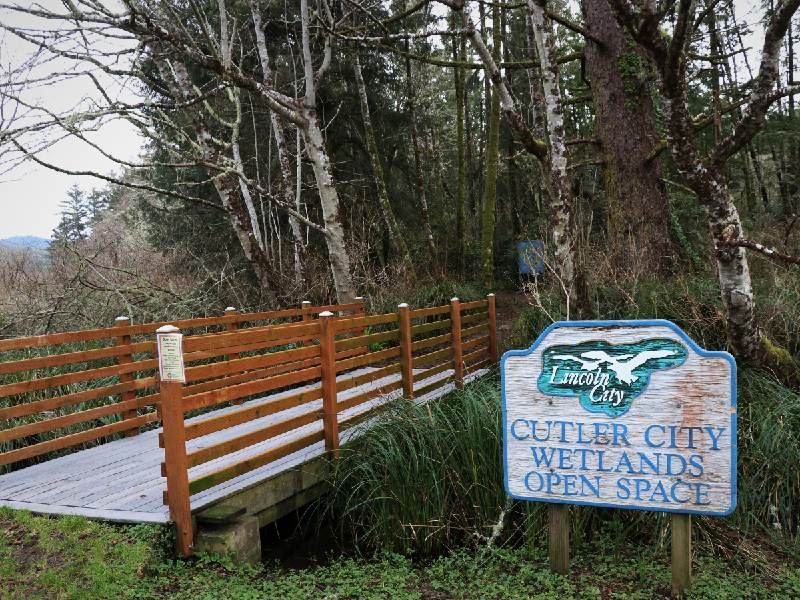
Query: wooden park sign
501 320 736 597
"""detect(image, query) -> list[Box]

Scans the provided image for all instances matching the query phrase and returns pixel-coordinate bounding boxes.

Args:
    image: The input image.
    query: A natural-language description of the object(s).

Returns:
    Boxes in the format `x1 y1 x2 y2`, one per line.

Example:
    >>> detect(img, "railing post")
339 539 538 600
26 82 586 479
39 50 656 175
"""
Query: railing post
487 293 498 366
450 298 464 389
301 300 312 347
156 325 193 557
224 307 243 404
224 307 239 359
398 303 414 399
318 312 340 457
354 296 367 355
114 316 139 437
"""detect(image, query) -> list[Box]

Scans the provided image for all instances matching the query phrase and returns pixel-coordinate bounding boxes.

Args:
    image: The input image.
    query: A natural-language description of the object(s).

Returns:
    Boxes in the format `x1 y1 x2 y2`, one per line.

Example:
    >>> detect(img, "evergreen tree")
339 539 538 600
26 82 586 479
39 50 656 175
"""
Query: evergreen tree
52 185 89 242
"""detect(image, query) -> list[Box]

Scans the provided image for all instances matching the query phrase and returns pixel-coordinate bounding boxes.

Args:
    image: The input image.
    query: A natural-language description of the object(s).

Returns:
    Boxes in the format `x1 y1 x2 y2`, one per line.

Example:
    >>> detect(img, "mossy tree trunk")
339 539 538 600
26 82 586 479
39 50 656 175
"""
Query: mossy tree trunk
582 0 675 276
480 1 502 289
404 41 436 256
353 48 416 277
452 10 467 275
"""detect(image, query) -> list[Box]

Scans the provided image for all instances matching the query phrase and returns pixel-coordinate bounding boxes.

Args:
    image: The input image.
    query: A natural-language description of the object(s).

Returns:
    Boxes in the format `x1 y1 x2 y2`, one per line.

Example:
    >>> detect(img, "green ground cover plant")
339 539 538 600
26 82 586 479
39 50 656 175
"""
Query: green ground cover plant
0 505 797 599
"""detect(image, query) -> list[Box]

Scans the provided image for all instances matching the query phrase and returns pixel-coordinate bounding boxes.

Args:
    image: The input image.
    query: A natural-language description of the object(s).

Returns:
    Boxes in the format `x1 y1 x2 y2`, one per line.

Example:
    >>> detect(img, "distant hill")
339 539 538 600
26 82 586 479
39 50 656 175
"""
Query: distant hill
0 236 50 250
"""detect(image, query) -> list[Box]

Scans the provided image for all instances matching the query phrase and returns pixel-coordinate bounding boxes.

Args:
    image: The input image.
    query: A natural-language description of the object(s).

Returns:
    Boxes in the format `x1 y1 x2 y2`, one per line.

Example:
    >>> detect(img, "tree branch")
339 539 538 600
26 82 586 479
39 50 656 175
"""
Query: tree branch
718 238 800 265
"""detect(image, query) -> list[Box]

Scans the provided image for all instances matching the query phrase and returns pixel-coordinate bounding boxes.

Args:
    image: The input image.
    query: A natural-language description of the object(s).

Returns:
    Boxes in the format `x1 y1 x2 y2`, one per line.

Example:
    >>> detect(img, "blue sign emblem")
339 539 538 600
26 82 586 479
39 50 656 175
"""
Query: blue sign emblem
537 339 687 417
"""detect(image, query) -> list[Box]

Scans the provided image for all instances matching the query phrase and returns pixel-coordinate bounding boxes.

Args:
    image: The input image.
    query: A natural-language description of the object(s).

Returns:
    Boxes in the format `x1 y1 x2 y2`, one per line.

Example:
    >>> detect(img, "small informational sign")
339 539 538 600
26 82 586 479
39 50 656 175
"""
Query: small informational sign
517 240 545 275
502 320 736 516
157 329 186 383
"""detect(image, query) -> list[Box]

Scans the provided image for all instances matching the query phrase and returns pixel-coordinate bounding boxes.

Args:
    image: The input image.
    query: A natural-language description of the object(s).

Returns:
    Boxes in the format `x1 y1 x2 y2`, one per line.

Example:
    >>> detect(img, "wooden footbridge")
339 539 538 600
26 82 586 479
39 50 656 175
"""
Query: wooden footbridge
0 296 497 557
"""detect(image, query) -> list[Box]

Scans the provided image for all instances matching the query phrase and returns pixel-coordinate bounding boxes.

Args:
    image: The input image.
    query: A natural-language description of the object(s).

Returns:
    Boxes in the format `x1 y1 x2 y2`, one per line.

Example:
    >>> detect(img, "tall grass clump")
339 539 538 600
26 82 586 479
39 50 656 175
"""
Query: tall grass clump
326 378 506 556
737 369 800 543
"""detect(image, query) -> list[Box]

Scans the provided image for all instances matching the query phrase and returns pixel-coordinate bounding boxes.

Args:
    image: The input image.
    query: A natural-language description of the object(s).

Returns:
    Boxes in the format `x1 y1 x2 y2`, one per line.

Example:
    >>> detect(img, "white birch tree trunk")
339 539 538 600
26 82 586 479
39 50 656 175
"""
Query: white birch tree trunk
662 95 760 360
527 0 577 302
248 0 304 283
156 52 277 302
302 112 357 303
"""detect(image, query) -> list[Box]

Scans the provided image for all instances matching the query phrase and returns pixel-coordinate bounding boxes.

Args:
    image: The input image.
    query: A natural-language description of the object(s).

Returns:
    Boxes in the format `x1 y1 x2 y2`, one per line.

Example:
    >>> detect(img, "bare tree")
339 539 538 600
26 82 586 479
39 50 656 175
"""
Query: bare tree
0 0 358 303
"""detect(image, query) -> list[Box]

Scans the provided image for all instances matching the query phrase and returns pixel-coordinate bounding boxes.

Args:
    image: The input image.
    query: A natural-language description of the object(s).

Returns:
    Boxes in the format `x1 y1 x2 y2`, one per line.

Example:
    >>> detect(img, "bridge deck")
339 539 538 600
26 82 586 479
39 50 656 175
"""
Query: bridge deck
0 367 483 524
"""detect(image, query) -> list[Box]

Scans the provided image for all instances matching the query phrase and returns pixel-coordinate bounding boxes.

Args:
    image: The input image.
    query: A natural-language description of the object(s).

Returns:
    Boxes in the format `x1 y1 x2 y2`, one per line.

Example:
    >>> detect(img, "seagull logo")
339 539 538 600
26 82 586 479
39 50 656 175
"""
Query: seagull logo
538 339 687 417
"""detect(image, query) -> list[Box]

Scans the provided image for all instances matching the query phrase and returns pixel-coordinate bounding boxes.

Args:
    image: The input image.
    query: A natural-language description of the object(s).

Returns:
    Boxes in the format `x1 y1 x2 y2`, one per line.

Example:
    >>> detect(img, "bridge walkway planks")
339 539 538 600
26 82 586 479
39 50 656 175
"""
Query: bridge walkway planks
0 366 486 524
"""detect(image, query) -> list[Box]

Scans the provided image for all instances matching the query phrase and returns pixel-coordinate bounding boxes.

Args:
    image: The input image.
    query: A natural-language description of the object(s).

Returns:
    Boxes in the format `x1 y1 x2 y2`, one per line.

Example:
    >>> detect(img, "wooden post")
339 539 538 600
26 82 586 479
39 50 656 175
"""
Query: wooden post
318 312 340 457
354 296 366 319
450 298 464 389
224 307 239 358
398 303 414 399
487 293 498 365
301 300 312 347
224 307 243 404
157 325 193 557
548 504 570 575
672 514 692 598
354 296 367 355
114 316 138 437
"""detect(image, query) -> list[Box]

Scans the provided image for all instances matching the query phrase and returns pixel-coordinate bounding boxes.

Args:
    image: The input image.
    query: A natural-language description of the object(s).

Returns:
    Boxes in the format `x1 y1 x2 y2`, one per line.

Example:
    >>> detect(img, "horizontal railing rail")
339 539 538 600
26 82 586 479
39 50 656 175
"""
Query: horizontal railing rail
0 300 364 470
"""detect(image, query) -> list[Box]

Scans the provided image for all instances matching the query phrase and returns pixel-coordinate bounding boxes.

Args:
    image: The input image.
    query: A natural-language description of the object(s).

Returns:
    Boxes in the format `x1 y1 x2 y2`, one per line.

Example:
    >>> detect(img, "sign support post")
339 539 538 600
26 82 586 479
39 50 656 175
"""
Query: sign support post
548 504 569 575
155 325 192 557
672 514 692 597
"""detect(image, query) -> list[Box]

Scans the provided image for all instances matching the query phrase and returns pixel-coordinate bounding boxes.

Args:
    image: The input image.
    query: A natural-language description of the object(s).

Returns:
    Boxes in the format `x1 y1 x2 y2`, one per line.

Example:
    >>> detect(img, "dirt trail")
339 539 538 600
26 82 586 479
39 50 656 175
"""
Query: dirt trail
494 291 530 351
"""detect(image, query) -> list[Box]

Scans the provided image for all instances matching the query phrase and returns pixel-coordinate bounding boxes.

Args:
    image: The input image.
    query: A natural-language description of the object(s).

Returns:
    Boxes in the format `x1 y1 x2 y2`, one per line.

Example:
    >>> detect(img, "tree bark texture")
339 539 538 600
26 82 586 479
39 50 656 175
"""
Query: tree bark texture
480 0 502 289
405 44 436 256
302 110 357 303
582 0 675 275
155 53 278 303
298 0 356 303
453 12 467 274
248 0 305 283
527 0 580 310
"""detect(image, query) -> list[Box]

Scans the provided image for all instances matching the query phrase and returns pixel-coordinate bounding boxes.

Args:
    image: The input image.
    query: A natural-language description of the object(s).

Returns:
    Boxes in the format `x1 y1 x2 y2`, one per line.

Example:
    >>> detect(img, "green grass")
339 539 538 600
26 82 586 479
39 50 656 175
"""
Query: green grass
0 507 164 600
0 506 798 599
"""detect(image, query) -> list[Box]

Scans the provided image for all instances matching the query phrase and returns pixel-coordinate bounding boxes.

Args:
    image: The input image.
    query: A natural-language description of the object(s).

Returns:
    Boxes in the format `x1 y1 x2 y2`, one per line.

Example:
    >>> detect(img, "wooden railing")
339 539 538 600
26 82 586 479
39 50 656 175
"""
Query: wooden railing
0 294 497 557
158 295 498 556
0 300 365 469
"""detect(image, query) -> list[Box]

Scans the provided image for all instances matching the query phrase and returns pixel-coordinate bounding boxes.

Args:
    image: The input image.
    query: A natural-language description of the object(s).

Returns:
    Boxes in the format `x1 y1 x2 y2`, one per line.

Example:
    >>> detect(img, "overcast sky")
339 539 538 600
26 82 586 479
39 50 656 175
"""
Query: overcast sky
0 0 142 240
0 0 772 240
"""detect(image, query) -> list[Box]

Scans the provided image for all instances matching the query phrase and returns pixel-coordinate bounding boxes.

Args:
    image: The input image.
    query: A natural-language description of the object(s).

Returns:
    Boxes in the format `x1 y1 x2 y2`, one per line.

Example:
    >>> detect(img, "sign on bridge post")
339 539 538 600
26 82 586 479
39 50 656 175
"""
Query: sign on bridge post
501 320 736 597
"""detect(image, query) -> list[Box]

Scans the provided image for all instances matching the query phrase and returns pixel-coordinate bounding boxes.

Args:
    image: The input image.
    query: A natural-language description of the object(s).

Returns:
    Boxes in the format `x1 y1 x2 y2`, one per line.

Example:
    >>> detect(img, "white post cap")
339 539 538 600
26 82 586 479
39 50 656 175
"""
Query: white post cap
156 325 180 333
319 310 334 317
487 293 495 297
225 306 236 312
355 296 365 301
301 300 312 305
398 302 408 308
451 297 460 302
115 316 130 322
